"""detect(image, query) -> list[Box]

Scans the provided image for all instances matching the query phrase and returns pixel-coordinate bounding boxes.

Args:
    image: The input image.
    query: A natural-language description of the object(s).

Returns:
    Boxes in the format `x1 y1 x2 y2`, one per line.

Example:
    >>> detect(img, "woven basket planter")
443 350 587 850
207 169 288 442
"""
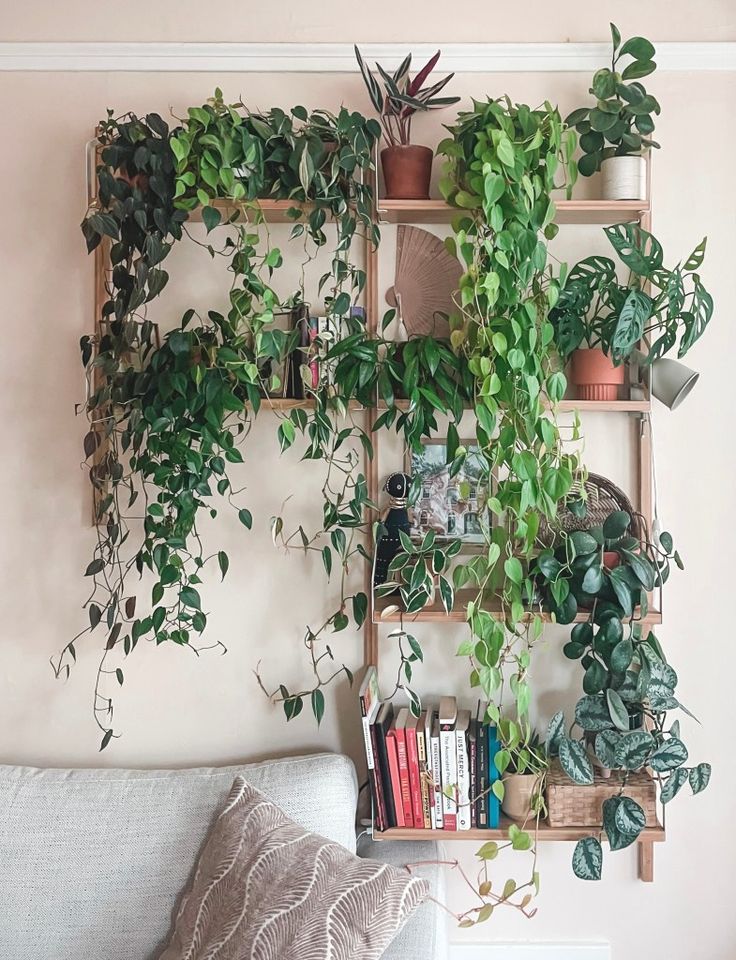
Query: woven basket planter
546 762 658 828
539 473 644 547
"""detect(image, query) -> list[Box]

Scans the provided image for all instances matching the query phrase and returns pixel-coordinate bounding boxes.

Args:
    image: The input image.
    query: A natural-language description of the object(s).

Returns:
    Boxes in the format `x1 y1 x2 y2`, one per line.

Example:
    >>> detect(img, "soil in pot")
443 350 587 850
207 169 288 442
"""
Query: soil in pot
569 347 625 401
381 145 433 200
502 773 543 822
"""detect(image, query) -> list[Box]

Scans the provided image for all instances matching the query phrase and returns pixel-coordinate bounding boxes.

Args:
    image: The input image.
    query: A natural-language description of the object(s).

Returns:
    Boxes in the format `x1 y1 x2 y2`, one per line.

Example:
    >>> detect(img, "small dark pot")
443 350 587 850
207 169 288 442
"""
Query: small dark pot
381 145 433 200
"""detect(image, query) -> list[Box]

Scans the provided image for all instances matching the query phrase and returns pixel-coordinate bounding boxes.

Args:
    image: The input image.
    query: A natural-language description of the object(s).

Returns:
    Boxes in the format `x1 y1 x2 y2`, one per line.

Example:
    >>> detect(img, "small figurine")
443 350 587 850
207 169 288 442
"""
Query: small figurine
372 472 413 593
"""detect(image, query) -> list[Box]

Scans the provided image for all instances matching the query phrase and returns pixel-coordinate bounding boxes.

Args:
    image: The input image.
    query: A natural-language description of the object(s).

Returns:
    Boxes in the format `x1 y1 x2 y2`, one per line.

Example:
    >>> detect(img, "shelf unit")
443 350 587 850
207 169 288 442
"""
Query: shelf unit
89 167 659 880
361 192 659 883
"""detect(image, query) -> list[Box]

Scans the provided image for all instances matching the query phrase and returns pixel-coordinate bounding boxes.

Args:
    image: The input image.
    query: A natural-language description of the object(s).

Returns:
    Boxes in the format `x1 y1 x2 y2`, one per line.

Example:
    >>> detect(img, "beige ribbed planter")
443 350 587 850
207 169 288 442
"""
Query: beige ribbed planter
601 156 647 201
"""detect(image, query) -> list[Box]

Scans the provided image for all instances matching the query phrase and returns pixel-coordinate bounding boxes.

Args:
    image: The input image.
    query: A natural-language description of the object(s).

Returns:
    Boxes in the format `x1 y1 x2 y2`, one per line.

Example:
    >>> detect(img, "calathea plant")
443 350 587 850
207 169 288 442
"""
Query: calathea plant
566 23 660 177
551 224 713 364
60 94 382 745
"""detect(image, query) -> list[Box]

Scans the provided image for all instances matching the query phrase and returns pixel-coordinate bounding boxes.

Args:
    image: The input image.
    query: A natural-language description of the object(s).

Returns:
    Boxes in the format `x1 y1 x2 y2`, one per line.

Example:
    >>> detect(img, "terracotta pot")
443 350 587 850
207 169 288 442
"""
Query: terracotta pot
501 773 543 822
381 145 433 200
569 348 625 401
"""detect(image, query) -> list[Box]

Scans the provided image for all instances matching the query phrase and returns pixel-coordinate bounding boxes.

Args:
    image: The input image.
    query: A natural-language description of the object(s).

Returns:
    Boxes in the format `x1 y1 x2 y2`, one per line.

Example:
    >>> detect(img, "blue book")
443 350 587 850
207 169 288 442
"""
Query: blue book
487 724 501 828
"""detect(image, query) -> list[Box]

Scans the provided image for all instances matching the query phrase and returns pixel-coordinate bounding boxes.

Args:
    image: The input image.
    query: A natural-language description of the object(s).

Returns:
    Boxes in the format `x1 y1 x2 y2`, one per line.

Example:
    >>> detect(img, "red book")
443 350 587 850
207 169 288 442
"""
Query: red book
392 708 415 828
405 712 424 829
385 726 405 828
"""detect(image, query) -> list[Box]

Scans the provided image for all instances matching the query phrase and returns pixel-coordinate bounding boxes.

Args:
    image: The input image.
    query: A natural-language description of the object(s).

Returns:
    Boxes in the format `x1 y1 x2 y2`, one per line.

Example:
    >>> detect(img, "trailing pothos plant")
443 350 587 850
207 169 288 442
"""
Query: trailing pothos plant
428 96 581 719
59 93 383 745
534 509 710 879
550 224 713 364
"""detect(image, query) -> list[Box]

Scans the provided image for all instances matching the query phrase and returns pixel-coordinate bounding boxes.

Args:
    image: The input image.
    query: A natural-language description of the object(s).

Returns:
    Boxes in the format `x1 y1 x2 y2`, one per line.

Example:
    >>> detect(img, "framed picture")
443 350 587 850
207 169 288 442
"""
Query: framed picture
405 439 492 545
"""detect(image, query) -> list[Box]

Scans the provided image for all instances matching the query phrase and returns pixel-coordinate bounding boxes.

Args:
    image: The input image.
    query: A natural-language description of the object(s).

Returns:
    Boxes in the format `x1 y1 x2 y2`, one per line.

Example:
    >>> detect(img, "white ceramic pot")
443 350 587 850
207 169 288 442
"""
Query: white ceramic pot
601 156 647 201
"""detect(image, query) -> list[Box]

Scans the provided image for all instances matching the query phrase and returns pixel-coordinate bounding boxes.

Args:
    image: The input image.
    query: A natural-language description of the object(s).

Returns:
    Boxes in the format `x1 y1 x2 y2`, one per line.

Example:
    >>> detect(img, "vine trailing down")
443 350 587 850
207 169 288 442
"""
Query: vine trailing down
61 74 712 907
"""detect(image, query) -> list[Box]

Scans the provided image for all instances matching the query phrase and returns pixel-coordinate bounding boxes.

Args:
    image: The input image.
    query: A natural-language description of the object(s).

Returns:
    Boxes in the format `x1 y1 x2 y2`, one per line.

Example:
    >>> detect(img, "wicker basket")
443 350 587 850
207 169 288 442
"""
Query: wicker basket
546 761 658 828
539 473 643 547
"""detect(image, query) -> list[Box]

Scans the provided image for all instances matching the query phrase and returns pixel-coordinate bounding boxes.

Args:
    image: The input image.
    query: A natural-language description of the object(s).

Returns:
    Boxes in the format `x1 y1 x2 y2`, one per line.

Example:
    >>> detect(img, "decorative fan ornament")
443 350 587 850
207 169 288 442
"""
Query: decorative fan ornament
385 226 462 338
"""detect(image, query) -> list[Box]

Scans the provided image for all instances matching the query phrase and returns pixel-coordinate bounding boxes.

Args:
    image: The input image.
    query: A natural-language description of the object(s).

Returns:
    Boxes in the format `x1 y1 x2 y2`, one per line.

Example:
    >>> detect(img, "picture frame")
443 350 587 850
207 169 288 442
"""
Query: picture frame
404 438 492 546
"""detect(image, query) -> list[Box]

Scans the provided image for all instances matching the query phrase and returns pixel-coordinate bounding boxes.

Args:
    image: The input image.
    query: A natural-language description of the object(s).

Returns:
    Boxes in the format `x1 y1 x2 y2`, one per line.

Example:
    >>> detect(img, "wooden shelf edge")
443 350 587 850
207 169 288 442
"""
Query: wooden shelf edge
378 397 651 414
374 593 662 626
377 197 650 226
373 823 665 843
187 197 650 227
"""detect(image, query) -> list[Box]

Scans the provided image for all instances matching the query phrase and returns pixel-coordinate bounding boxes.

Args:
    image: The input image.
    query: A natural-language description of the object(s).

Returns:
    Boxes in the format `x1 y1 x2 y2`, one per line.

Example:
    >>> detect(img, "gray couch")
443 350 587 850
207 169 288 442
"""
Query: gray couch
0 753 446 959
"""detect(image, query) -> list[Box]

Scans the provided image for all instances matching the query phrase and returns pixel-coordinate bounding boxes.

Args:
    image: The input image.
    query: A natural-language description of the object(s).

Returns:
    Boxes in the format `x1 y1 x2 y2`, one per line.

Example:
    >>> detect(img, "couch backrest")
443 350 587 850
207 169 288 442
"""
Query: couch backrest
0 753 358 960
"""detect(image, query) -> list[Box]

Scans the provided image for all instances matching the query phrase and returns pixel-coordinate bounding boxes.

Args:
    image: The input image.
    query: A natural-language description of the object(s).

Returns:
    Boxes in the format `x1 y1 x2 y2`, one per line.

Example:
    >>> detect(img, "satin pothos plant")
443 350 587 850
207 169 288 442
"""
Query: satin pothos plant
62 93 381 746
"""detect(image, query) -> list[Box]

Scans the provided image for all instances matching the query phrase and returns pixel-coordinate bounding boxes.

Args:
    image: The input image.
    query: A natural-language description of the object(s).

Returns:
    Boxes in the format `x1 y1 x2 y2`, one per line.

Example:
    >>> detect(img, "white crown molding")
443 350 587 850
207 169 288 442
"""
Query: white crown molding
0 41 734 73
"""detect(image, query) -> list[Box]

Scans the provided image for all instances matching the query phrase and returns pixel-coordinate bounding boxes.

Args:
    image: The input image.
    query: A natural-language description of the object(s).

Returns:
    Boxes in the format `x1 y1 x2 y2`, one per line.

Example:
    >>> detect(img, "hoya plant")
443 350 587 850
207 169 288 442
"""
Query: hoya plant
566 23 661 176
551 224 713 364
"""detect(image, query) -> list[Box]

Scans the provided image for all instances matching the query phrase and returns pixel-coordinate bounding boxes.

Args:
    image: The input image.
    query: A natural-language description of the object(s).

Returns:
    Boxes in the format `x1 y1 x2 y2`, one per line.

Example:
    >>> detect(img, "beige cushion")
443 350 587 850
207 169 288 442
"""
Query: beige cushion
161 777 428 960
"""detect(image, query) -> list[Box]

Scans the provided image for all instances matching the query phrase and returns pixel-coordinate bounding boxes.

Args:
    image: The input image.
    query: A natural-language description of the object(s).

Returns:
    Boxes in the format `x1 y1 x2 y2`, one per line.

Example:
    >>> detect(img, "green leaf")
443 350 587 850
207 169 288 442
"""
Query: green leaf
352 592 368 628
619 36 655 61
614 730 654 769
99 729 114 751
603 795 645 850
504 556 523 585
606 688 630 731
602 510 630 540
545 710 565 757
218 551 229 580
238 508 253 529
621 59 657 81
572 836 602 880
610 638 634 673
559 737 594 785
202 205 222 233
661 767 689 804
477 841 499 860
311 688 325 726
322 546 332 578
649 737 688 772
570 531 598 555
115 668 124 686
180 586 201 610
594 730 621 768
688 762 711 795
575 695 614 732
496 136 515 168
583 660 607 695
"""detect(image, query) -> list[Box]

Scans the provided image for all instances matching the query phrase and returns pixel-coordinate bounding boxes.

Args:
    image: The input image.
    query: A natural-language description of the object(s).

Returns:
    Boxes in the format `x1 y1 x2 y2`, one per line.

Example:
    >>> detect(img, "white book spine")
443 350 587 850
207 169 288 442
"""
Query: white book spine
430 731 444 829
361 715 375 769
456 727 471 831
440 727 457 828
423 721 435 829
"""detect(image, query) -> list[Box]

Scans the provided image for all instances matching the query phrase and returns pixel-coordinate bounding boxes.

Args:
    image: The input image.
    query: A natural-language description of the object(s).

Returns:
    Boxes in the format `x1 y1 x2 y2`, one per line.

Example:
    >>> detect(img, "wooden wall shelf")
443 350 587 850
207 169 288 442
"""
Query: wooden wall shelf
185 196 651 227
374 821 664 881
373 592 662 625
375 820 665 844
376 197 650 225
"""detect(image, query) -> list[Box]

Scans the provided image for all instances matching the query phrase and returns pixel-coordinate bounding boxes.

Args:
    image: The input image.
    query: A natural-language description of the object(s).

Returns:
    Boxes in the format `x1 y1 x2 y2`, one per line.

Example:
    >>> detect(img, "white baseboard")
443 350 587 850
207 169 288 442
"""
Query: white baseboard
0 41 733 73
450 945 610 960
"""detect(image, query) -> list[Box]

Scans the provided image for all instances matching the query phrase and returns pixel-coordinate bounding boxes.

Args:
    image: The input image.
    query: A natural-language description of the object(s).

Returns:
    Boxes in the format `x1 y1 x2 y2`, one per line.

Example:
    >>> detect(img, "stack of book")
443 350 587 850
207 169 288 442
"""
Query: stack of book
359 666 502 832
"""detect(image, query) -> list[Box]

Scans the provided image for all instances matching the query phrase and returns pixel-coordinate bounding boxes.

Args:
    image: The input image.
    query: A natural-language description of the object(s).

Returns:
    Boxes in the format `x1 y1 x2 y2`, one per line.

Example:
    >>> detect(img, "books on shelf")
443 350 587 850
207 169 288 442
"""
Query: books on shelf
359 676 502 834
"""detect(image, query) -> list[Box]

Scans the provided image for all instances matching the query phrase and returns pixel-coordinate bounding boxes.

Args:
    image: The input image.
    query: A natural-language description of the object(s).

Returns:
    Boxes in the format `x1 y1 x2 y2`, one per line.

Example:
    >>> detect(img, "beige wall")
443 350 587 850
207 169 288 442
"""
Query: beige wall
1 0 733 42
0 5 734 957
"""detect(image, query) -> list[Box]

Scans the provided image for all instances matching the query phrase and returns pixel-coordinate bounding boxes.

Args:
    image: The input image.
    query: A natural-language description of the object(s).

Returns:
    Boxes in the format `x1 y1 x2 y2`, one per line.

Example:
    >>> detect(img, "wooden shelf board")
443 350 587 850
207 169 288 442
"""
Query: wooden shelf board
374 591 662 625
374 821 665 843
256 397 366 411
377 397 650 414
377 197 650 226
188 197 650 226
189 199 314 224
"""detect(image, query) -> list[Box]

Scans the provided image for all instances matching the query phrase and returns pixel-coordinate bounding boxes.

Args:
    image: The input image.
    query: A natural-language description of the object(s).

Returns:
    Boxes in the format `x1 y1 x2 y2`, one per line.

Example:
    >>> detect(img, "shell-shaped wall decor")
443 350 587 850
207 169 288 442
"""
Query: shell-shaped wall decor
385 226 462 339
